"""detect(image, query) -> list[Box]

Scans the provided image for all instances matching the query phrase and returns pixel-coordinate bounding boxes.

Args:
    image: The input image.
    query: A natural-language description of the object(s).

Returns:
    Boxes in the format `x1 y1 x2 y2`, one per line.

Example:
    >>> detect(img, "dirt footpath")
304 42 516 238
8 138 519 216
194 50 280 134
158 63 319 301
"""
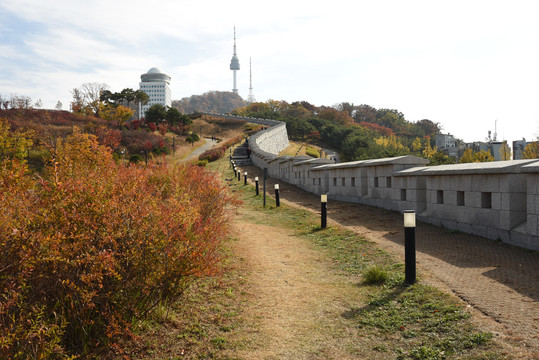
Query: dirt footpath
230 221 367 359
240 165 539 358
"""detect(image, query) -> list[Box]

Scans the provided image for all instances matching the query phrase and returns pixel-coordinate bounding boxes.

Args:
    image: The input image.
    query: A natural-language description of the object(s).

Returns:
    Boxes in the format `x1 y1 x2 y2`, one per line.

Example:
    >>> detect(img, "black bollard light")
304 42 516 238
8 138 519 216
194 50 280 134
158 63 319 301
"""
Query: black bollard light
237 169 241 181
244 172 247 185
255 176 259 196
321 194 327 228
274 184 280 207
404 210 416 285
233 166 237 177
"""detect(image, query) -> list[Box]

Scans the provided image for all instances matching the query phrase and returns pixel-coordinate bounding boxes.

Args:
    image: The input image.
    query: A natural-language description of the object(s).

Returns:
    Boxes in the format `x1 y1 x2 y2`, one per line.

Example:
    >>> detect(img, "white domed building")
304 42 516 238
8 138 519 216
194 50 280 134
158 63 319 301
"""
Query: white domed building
139 67 171 115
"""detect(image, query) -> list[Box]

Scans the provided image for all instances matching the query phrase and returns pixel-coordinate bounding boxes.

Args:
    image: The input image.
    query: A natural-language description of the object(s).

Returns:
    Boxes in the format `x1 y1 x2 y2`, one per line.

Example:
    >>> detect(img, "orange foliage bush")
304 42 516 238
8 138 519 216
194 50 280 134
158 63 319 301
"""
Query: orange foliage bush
0 127 238 358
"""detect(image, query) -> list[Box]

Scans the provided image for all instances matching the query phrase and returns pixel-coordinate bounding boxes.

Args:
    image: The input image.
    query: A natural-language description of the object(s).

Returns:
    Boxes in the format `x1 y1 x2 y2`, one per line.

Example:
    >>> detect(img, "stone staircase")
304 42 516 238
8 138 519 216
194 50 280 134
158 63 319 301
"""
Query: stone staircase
232 142 253 166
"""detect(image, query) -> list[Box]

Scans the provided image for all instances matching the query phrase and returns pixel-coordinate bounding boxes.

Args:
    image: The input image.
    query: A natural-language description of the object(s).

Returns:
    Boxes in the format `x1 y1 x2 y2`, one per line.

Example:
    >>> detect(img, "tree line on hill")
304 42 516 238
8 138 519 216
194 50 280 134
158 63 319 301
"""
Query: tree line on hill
172 90 247 114
232 100 458 164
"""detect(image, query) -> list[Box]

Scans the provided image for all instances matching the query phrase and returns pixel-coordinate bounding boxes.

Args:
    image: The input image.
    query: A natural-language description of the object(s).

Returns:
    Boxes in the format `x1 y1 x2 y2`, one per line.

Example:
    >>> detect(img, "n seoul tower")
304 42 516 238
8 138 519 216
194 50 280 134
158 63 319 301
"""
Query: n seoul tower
229 27 240 94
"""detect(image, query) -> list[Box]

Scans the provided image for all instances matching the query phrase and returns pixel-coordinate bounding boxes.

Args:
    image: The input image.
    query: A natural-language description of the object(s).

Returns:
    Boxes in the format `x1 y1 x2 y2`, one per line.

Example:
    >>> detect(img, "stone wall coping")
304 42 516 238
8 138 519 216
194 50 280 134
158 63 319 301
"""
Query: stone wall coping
308 155 428 172
393 166 430 176
294 158 335 166
521 160 539 173
419 159 538 175
291 156 313 162
276 156 293 163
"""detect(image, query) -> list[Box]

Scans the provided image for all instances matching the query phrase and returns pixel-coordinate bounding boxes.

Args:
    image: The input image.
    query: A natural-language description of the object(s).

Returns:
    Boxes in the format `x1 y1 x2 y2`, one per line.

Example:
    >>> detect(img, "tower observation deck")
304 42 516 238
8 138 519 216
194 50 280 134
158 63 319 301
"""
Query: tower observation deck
230 27 240 94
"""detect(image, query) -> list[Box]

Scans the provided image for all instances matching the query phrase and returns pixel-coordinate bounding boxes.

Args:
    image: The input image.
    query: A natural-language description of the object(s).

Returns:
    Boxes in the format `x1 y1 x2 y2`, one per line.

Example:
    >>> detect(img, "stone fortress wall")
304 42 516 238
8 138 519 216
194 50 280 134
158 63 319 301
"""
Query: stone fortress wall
209 113 539 251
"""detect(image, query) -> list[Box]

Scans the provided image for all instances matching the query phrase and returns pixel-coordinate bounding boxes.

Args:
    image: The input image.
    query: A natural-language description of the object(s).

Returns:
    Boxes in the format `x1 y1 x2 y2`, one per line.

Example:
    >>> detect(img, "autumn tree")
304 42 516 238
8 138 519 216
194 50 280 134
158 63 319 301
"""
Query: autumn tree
522 141 539 159
71 82 109 115
499 141 512 160
412 137 423 153
352 104 377 123
422 137 437 159
474 150 495 162
100 104 134 127
459 148 475 163
186 132 200 146
374 134 410 157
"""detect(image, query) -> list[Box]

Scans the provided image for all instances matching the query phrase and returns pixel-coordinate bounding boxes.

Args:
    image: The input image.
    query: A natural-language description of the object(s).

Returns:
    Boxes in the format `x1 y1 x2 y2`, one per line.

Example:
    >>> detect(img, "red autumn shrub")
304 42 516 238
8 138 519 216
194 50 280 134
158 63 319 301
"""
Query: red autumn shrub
0 126 238 358
198 146 226 162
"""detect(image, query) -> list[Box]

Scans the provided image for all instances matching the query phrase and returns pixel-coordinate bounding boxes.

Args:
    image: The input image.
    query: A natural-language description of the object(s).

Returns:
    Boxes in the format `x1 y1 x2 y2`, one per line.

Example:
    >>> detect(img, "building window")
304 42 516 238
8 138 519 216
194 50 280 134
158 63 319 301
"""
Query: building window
457 191 465 206
374 177 379 187
318 178 321 186
342 178 345 187
351 177 356 187
401 189 407 201
386 177 392 188
333 178 337 186
481 192 492 209
437 190 444 204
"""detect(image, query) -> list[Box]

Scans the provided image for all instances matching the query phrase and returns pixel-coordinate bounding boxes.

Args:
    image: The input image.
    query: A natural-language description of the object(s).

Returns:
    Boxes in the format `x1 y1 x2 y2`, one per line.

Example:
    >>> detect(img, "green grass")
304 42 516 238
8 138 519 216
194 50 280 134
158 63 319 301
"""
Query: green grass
126 157 507 359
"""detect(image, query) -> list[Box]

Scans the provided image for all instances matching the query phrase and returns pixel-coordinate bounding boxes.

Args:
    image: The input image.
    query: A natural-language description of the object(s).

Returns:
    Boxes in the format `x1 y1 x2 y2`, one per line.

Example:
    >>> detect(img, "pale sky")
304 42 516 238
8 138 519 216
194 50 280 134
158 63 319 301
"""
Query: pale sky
1 0 538 144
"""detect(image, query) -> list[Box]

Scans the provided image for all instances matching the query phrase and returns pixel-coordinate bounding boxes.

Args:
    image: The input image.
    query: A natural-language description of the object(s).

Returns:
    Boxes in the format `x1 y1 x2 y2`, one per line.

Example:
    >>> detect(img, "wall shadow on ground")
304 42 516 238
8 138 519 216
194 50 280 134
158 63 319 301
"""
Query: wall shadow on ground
240 165 539 302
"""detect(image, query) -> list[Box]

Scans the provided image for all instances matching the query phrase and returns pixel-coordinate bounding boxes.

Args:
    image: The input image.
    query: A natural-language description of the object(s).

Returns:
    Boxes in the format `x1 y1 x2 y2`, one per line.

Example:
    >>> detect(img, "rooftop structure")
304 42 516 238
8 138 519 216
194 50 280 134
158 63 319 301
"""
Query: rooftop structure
139 67 171 115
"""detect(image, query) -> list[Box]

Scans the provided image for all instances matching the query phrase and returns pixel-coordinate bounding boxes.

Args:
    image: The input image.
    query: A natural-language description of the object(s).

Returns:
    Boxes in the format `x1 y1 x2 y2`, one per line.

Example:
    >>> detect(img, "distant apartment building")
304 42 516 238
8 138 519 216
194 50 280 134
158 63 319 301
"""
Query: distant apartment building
435 134 457 150
435 133 459 159
139 67 171 116
513 139 529 159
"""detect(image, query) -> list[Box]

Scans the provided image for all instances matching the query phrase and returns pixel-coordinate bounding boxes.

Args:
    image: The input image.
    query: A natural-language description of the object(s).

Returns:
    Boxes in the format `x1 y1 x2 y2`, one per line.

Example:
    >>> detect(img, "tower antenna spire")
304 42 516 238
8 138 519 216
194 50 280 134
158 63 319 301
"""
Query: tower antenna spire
229 26 240 94
247 57 256 103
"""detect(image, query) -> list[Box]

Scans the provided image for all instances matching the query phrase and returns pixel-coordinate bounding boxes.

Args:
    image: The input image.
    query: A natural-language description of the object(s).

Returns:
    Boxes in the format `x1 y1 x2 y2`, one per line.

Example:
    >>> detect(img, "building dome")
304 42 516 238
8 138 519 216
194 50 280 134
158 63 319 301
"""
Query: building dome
141 67 171 83
147 67 163 74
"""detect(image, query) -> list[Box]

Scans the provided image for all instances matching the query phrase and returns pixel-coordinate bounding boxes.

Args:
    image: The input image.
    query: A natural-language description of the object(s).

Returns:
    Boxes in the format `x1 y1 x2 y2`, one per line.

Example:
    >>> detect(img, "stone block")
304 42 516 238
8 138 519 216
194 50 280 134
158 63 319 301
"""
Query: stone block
457 207 475 224
527 174 539 193
491 192 502 210
427 176 442 190
471 174 500 192
440 176 451 190
527 194 535 214
450 175 472 191
441 219 458 231
499 174 526 192
488 227 509 242
474 209 499 228
445 190 457 206
454 221 473 234
466 192 482 208
471 224 489 238
527 215 538 236
501 192 526 212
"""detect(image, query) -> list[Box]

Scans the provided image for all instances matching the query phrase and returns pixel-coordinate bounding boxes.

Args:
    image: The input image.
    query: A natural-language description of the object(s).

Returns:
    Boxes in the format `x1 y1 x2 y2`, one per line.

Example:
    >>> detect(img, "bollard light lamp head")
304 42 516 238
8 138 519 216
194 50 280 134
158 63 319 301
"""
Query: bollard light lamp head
274 184 279 190
404 210 416 228
321 194 327 203
244 172 247 176
255 176 259 181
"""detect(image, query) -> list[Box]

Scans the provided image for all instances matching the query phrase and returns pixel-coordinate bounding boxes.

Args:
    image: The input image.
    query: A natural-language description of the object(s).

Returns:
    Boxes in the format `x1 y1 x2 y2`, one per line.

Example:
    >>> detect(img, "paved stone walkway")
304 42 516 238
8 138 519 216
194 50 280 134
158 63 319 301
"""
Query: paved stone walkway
240 164 539 358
